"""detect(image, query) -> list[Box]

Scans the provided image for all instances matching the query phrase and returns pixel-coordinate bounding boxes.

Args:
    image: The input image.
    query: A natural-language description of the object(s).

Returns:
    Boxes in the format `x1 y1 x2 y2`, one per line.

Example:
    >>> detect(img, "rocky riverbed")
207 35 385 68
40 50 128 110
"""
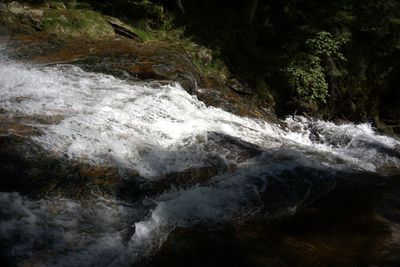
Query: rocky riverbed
1 2 400 267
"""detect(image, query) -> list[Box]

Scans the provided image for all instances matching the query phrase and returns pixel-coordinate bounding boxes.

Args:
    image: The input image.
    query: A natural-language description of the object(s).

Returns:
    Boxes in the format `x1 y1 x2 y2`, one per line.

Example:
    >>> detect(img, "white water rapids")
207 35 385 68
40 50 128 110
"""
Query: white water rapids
1 56 400 266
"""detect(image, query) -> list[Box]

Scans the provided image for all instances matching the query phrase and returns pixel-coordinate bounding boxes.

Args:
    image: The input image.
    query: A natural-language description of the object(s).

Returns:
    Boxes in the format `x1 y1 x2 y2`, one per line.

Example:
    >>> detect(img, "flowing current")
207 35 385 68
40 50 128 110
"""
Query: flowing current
1 55 400 266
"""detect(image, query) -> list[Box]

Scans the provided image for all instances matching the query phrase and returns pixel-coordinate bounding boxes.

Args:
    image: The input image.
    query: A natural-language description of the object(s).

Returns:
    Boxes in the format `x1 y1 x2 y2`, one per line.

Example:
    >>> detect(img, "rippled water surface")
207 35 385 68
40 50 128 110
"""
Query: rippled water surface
1 56 400 266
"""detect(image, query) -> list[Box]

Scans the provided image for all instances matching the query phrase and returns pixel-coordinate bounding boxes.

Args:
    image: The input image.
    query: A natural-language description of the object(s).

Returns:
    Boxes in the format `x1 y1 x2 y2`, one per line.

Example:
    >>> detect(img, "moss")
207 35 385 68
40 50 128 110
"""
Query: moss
181 41 229 80
130 26 156 42
42 9 114 38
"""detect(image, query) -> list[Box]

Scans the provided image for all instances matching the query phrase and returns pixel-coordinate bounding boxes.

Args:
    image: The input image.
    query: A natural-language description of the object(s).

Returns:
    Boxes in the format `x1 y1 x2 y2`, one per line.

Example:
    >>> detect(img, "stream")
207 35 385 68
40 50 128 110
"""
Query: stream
1 55 400 266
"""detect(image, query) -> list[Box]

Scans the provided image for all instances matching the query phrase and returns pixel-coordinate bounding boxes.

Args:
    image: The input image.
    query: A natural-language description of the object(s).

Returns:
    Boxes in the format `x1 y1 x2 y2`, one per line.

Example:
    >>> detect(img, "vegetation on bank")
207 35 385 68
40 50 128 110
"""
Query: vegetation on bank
4 0 229 81
42 9 114 37
3 0 400 132
162 0 398 129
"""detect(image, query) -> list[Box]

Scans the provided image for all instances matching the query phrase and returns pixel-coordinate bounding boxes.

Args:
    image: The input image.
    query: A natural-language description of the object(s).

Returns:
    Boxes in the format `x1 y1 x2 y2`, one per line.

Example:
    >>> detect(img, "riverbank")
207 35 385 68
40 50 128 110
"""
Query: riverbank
0 1 277 122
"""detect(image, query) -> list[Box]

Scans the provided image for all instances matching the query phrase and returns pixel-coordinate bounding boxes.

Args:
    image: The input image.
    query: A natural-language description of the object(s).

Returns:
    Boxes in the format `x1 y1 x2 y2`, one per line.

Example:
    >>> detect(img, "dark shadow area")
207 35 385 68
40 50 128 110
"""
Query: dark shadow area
139 172 400 267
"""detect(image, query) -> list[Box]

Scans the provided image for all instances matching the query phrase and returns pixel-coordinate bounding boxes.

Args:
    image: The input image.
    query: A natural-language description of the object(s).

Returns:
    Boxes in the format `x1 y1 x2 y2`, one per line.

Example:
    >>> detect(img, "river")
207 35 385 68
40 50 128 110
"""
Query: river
1 55 400 266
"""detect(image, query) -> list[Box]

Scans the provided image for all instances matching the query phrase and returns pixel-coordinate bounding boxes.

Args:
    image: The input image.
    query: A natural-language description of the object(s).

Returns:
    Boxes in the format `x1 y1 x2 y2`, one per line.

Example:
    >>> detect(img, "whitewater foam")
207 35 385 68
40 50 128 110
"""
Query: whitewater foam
1 58 399 176
1 56 400 266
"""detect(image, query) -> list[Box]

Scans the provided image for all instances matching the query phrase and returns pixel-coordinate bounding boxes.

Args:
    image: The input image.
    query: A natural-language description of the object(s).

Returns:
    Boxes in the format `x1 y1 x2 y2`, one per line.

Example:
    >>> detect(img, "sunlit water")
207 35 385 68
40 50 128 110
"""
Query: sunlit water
1 56 399 266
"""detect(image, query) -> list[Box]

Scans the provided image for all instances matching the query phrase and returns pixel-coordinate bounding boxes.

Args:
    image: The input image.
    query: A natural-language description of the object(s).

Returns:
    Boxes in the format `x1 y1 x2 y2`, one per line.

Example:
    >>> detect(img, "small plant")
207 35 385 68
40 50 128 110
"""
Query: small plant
285 54 329 103
284 31 347 103
185 43 229 80
305 31 346 60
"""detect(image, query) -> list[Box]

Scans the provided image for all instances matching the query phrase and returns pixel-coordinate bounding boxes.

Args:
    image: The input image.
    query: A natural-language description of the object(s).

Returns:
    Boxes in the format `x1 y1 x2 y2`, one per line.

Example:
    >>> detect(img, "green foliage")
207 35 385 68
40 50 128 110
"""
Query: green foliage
285 54 328 103
305 31 346 60
192 55 229 79
130 25 154 41
284 31 347 103
42 9 114 37
152 14 185 41
183 42 229 79
125 16 184 42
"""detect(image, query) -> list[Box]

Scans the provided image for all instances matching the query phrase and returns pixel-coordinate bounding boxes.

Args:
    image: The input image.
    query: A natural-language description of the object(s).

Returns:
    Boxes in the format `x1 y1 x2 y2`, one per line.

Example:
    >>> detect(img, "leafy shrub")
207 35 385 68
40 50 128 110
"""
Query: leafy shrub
284 31 346 103
285 54 329 103
305 31 346 60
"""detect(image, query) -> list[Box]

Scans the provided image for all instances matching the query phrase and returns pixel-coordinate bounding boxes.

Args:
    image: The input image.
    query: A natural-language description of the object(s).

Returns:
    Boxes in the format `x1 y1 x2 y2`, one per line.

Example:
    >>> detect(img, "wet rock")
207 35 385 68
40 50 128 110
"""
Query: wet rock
0 115 125 198
117 166 221 200
131 132 266 198
205 132 263 164
196 85 279 122
0 135 128 199
0 116 227 200
139 173 400 267
129 62 165 80
260 166 337 217
227 78 253 95
149 166 220 195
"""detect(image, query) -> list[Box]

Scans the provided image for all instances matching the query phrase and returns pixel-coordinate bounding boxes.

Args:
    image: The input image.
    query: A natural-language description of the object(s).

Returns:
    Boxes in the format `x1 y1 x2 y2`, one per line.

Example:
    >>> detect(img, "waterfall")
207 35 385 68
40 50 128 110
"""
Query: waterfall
1 56 399 266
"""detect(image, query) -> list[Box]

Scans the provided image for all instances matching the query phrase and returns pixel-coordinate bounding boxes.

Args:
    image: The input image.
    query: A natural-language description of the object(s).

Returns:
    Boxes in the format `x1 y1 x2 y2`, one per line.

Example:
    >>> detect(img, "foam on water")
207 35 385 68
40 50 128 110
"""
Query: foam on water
1 58 399 175
0 152 331 266
0 192 143 266
284 116 400 172
1 56 400 266
0 57 282 176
